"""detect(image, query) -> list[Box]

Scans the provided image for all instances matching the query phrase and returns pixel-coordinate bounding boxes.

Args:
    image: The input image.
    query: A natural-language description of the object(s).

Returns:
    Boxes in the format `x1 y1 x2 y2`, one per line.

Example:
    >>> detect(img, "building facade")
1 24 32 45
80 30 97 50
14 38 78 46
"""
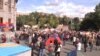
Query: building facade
0 0 18 31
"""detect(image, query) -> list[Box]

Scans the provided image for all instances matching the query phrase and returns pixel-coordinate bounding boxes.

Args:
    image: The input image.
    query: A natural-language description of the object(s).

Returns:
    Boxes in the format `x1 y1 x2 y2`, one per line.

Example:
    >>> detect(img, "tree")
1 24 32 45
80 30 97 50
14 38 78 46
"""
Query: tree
16 15 26 30
72 17 80 30
16 12 71 29
38 15 47 28
80 3 100 31
30 12 40 24
60 16 70 25
85 12 95 19
95 3 100 13
80 19 99 31
48 14 59 28
95 3 100 19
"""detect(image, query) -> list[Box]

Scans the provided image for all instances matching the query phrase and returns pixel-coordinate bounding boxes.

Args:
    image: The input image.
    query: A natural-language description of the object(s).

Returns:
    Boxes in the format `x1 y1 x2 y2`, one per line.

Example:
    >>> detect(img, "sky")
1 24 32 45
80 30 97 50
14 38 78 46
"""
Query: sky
17 0 100 18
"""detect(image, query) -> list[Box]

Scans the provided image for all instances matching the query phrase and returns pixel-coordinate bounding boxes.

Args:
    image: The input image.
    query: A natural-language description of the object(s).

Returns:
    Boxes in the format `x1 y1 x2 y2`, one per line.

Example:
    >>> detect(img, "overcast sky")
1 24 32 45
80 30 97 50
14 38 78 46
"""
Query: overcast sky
17 0 99 18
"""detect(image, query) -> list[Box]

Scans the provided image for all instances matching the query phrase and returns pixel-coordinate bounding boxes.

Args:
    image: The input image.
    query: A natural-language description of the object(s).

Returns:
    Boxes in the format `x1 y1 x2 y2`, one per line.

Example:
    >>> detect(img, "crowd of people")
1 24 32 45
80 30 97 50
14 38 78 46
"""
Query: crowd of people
0 27 100 56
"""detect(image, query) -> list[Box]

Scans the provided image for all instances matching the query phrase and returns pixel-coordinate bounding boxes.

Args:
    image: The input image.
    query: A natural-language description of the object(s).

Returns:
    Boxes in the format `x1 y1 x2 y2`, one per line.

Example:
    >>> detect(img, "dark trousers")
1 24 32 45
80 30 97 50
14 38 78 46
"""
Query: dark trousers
39 49 45 56
55 52 60 56
31 45 35 56
31 48 34 56
84 44 87 52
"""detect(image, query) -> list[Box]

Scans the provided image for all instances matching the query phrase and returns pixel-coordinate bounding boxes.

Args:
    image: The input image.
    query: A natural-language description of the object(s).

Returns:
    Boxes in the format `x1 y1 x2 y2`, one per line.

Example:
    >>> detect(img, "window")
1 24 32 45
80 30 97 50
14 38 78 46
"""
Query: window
0 17 3 23
0 0 3 9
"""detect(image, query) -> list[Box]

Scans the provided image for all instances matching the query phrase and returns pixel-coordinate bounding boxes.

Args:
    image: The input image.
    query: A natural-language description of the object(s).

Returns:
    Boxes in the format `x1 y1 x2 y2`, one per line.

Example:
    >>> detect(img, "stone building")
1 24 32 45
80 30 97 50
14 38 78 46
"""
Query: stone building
0 0 18 31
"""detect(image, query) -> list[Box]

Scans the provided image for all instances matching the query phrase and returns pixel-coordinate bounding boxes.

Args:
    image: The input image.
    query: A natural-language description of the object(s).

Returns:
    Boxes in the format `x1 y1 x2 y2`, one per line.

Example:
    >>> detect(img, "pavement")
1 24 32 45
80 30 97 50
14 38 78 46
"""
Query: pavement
64 41 100 56
60 41 75 56
19 40 100 56
30 41 75 56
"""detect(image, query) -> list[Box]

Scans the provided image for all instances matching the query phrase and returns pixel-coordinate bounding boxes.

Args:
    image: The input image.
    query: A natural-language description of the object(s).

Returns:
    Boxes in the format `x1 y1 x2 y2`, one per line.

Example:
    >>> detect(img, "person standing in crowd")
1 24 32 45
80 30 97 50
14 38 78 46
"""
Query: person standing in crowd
73 35 77 47
83 34 88 52
60 31 64 41
88 36 93 52
64 31 70 44
77 40 82 51
63 31 66 46
54 39 62 56
31 33 37 56
54 39 59 56
76 38 82 56
39 40 46 56
15 32 20 44
55 43 62 56
96 33 100 50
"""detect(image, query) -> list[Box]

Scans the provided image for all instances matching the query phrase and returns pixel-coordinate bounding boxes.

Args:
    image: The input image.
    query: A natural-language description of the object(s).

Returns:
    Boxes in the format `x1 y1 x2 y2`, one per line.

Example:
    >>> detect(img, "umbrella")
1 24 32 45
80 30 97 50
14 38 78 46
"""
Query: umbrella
46 37 54 46
45 37 62 46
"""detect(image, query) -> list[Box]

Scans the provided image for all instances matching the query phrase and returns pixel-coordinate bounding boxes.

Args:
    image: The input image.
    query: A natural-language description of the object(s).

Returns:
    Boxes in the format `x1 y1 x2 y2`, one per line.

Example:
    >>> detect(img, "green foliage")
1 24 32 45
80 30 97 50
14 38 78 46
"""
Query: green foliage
71 17 80 30
95 3 100 13
48 14 59 28
80 19 99 31
16 12 71 29
80 3 100 31
59 16 70 25
16 15 26 30
38 17 46 28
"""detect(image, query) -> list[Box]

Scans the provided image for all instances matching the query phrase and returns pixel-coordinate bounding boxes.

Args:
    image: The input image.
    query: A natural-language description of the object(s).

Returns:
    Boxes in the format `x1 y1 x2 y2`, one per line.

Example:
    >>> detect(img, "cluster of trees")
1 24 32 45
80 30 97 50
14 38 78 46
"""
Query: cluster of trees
16 12 71 30
80 3 100 31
